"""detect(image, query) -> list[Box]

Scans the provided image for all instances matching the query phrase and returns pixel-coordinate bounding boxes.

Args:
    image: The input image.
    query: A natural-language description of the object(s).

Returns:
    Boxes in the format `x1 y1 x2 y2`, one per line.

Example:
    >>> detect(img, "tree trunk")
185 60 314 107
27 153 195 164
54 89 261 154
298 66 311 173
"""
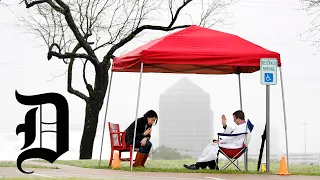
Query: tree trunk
79 98 101 159
79 62 109 159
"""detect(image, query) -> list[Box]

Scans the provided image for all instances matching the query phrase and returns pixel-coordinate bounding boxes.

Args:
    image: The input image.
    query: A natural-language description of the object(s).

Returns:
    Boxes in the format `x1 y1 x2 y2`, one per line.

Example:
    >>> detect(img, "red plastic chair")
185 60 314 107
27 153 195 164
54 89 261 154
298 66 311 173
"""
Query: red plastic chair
108 122 138 166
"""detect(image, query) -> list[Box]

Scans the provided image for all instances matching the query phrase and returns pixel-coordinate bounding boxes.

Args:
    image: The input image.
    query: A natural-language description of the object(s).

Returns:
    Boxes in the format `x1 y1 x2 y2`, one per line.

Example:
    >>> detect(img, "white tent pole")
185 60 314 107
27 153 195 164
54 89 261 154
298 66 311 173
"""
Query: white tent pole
238 74 243 110
98 69 114 168
238 74 247 171
130 63 144 171
279 66 289 170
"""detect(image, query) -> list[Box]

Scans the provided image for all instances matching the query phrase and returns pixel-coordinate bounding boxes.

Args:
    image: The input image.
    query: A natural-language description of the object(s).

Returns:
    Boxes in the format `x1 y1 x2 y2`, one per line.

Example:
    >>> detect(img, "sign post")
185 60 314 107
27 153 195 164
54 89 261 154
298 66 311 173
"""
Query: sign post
260 58 278 172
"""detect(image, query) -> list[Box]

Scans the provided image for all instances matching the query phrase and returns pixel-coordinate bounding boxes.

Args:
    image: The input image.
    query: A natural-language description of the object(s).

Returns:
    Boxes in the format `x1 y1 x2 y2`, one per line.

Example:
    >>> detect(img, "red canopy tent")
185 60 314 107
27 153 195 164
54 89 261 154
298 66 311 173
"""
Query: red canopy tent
112 25 281 74
99 25 288 172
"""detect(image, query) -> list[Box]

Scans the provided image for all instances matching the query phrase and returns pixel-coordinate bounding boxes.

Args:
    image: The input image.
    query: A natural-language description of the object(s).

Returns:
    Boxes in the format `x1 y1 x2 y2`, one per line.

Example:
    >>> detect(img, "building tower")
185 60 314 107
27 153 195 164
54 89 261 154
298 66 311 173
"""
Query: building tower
159 77 213 158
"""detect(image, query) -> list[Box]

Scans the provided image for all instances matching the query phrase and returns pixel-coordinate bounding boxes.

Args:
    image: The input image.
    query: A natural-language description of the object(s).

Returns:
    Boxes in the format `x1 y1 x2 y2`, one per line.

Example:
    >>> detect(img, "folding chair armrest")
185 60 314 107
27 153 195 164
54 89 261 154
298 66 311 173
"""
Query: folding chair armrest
218 132 247 137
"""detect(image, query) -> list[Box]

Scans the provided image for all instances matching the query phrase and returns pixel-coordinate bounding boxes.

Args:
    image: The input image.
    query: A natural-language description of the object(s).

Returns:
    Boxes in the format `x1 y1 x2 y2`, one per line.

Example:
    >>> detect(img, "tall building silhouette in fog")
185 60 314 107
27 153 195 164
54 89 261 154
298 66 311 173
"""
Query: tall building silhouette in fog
159 77 213 158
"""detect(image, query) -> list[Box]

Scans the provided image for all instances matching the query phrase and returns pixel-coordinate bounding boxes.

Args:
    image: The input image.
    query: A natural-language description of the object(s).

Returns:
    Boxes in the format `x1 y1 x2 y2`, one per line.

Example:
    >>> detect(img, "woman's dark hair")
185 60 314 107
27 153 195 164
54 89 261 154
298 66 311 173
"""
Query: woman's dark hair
143 110 158 125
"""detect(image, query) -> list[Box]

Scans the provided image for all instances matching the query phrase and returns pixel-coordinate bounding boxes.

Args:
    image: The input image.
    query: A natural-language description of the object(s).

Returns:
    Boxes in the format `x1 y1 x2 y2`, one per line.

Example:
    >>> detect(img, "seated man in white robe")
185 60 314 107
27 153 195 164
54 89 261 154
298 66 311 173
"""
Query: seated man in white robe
183 110 251 170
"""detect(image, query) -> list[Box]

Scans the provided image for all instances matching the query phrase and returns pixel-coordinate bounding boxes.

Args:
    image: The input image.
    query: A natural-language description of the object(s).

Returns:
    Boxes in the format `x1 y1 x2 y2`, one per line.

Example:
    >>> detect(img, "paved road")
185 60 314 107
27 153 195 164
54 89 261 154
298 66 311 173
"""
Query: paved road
0 163 319 180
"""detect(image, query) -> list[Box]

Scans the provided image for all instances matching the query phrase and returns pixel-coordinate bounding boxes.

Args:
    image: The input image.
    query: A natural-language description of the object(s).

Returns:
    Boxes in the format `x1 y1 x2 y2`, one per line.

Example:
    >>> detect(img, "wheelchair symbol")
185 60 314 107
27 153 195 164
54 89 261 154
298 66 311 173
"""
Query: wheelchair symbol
264 73 273 82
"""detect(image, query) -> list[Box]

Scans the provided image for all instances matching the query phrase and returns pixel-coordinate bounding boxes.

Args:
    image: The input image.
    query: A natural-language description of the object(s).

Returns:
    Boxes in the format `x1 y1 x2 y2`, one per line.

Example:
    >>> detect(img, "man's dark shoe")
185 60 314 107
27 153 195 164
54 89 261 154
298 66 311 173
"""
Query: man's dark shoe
209 162 219 170
183 164 199 170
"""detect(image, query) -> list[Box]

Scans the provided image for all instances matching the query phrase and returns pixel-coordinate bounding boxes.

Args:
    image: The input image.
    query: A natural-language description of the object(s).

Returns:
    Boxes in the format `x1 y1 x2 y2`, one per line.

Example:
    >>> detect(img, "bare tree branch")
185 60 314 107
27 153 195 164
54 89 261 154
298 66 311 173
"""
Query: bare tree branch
82 60 94 97
107 24 190 57
169 0 192 27
301 0 320 8
23 0 46 8
22 0 100 66
47 42 61 59
46 70 68 82
23 0 65 13
48 51 95 60
105 0 194 58
300 0 320 50
168 0 174 21
56 0 99 64
67 44 89 103
93 0 136 51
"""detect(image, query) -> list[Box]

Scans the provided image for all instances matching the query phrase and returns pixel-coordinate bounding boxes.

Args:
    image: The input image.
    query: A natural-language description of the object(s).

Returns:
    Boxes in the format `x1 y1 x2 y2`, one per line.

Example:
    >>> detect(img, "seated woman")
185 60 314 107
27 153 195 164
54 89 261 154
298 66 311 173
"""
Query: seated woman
124 110 158 167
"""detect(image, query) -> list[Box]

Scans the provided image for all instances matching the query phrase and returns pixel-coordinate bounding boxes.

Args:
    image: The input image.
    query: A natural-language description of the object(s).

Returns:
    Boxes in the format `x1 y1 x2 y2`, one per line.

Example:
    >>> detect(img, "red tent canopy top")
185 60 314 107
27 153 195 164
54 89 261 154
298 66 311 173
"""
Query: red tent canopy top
112 25 281 74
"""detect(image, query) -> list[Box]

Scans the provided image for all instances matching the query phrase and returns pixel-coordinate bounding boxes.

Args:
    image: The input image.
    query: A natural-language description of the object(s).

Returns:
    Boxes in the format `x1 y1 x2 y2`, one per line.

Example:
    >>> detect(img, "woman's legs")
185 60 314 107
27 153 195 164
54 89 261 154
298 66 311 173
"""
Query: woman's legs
141 141 152 154
141 141 152 167
134 139 152 154
133 139 152 167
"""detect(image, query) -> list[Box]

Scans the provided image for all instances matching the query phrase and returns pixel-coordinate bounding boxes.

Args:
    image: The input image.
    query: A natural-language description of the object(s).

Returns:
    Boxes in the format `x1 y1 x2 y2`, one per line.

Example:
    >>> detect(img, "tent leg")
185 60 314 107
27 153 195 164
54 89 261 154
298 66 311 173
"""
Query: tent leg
279 67 289 170
238 74 247 171
238 74 243 110
237 74 242 169
131 63 144 171
98 69 114 168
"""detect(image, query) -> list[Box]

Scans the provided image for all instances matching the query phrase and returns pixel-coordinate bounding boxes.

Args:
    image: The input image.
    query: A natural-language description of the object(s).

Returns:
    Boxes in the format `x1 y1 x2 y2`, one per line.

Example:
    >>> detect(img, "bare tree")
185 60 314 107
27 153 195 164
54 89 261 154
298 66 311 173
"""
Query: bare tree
300 0 320 51
1 0 7 6
19 0 233 159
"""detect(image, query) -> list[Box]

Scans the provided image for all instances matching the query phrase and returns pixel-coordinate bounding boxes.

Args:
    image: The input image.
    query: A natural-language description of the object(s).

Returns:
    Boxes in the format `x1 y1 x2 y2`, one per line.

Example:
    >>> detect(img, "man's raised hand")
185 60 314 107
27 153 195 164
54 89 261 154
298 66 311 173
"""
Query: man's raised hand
221 114 227 126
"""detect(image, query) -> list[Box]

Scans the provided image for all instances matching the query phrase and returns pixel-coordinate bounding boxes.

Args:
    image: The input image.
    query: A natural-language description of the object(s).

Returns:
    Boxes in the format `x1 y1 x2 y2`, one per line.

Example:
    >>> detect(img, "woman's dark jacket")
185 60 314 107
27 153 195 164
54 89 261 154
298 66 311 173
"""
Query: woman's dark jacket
124 117 152 145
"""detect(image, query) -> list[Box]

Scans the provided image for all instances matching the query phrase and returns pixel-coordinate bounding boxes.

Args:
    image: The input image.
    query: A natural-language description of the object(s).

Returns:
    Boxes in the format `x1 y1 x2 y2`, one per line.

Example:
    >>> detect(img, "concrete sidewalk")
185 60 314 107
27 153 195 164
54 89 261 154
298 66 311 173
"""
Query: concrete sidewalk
1 161 319 180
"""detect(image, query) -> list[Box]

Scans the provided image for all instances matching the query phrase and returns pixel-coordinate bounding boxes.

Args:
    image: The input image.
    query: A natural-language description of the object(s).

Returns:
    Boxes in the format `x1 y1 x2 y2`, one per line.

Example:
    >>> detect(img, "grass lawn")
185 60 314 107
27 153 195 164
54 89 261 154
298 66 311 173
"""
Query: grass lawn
0 161 58 169
3 159 319 176
49 159 320 176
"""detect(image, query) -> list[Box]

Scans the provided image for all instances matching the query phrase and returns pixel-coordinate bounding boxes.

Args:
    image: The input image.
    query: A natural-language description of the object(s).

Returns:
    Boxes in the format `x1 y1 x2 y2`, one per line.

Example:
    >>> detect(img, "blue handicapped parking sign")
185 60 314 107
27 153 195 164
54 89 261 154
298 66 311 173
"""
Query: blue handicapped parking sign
264 73 273 82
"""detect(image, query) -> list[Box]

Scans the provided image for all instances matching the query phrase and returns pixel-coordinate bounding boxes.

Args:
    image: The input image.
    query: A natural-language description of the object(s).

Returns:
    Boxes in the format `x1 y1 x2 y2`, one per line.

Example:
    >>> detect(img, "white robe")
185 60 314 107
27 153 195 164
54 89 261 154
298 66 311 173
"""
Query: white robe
197 122 251 162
